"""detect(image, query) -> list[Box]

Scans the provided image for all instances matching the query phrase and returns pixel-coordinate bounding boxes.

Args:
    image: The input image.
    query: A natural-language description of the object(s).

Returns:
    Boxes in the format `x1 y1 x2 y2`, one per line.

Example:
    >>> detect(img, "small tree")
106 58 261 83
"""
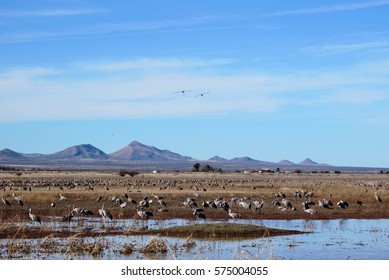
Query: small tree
192 163 200 172
118 169 139 177
200 164 214 172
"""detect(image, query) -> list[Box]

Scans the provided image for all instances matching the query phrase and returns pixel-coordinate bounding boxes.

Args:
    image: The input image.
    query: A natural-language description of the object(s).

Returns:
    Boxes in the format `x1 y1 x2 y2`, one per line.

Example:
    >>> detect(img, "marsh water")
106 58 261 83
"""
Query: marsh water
1 218 388 260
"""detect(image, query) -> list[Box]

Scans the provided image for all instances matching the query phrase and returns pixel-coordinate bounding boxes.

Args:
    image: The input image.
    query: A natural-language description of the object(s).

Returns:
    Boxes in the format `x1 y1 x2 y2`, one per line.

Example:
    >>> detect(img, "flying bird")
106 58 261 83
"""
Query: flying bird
175 90 191 95
195 92 209 97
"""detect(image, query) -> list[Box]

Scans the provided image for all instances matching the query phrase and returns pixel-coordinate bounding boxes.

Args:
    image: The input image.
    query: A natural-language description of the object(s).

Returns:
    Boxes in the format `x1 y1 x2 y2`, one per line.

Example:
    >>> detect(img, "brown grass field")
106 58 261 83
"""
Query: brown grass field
0 170 388 239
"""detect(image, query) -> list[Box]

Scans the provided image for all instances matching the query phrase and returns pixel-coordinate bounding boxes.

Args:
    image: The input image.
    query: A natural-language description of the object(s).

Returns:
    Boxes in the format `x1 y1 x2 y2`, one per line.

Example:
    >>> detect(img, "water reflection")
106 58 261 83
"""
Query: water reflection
1 218 387 260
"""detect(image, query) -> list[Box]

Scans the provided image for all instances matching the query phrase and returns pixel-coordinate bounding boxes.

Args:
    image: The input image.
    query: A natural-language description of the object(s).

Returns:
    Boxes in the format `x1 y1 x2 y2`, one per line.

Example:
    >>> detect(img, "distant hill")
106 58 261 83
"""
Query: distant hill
47 144 109 160
208 156 229 162
109 140 193 162
298 158 319 166
229 156 273 165
278 160 296 165
0 149 26 161
0 140 339 171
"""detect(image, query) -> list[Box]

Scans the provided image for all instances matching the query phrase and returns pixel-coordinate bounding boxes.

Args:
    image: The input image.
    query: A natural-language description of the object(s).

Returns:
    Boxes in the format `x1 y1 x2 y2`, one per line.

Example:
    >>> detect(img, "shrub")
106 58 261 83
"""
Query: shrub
118 169 139 177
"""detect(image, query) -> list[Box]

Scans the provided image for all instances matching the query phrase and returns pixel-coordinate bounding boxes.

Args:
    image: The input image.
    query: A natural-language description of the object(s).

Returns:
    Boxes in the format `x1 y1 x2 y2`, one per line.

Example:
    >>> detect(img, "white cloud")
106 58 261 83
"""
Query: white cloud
0 58 388 122
75 58 234 72
302 41 389 55
0 14 231 44
0 8 109 18
264 1 389 17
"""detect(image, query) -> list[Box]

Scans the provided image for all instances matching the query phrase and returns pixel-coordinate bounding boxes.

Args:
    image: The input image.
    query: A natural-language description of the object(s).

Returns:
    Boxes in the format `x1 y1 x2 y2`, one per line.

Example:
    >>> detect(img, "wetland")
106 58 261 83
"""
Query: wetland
0 171 388 259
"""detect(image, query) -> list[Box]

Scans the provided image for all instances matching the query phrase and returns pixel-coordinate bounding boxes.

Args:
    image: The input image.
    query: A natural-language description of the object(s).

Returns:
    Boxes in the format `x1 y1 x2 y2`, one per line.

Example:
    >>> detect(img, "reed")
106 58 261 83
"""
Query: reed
140 235 168 254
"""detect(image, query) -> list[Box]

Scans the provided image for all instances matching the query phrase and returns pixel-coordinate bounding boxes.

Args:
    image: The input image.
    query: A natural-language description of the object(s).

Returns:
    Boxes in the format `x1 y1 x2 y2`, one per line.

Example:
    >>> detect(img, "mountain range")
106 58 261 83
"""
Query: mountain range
0 140 330 170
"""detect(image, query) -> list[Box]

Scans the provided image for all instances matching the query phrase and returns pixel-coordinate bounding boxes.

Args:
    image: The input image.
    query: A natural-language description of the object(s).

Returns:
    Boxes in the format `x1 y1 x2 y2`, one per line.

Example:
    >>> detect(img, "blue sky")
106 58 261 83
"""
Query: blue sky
1 0 389 167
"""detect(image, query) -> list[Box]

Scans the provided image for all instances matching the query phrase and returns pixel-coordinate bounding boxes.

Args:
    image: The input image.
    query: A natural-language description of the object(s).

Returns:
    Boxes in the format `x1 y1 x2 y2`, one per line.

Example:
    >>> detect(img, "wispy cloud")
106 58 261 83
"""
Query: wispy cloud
0 8 109 18
75 58 234 72
0 58 388 122
0 14 234 44
302 41 389 55
264 0 389 16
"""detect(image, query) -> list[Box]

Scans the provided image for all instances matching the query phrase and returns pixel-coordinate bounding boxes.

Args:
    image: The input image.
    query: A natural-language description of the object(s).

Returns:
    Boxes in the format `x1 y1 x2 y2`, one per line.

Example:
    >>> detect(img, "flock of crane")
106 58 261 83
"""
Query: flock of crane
0 176 385 226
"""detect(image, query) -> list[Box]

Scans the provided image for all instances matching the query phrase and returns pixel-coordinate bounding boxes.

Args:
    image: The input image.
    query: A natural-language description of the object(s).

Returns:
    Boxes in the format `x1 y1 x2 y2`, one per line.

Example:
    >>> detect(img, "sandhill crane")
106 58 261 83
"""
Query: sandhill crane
301 201 310 209
128 197 137 205
281 198 293 210
337 200 349 209
175 89 191 95
183 197 197 208
272 199 281 207
62 211 74 222
192 208 204 215
253 199 264 212
293 191 302 198
80 208 94 216
209 201 217 209
375 192 382 203
72 205 82 215
193 209 206 220
137 207 153 220
238 200 251 210
228 209 241 220
323 198 333 207
278 192 286 198
220 201 230 212
138 196 149 208
318 200 330 209
98 204 113 220
195 92 209 97
302 201 317 215
152 194 166 207
12 193 24 206
1 196 11 206
28 208 41 224
304 208 317 215
115 197 123 206
157 198 166 207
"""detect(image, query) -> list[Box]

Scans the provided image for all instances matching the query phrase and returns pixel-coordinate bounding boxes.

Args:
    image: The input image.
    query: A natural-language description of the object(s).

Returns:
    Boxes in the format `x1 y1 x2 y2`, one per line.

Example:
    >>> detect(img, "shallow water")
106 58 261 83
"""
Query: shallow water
1 218 388 260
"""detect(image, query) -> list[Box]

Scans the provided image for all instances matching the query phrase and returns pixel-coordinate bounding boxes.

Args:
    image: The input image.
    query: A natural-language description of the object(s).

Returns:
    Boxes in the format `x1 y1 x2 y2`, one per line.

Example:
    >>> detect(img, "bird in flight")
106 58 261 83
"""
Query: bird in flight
195 92 209 97
174 90 191 95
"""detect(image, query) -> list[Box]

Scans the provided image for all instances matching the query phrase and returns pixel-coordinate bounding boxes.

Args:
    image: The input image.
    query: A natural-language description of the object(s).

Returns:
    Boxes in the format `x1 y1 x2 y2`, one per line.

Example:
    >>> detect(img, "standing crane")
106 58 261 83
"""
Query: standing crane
137 207 153 220
1 195 11 206
28 208 41 224
98 204 113 220
228 209 242 220
12 193 24 206
193 209 206 220
375 192 382 203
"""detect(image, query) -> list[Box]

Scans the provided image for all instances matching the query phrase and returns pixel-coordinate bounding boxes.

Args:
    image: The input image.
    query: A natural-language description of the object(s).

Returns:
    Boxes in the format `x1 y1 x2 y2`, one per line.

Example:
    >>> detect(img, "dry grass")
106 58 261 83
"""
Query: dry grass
0 171 388 226
143 223 303 239
139 235 168 255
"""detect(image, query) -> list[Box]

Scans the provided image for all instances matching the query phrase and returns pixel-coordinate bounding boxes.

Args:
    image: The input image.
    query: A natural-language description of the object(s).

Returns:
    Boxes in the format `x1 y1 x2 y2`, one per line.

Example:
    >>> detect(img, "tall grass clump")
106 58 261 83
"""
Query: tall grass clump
139 235 168 255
